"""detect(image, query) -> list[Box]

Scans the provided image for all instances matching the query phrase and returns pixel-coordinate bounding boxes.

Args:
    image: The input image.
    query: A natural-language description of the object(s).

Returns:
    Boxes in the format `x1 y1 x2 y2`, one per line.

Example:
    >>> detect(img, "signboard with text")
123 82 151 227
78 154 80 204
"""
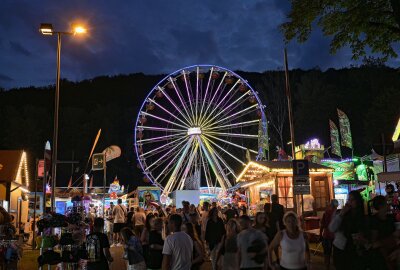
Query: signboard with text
92 153 105 171
293 160 310 195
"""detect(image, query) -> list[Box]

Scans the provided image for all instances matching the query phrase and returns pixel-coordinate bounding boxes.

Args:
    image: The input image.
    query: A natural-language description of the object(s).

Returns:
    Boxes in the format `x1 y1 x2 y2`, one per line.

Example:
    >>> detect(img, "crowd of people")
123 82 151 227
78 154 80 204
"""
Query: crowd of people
89 195 314 270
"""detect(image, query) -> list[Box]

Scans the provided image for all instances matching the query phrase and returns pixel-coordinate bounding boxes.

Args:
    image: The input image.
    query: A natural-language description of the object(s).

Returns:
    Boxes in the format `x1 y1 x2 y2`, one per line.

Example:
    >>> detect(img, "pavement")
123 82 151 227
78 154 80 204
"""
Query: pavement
18 243 329 270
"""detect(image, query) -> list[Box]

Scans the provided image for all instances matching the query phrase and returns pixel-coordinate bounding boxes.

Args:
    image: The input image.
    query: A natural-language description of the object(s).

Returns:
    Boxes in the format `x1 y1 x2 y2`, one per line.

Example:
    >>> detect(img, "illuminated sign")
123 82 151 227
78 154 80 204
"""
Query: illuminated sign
304 139 322 150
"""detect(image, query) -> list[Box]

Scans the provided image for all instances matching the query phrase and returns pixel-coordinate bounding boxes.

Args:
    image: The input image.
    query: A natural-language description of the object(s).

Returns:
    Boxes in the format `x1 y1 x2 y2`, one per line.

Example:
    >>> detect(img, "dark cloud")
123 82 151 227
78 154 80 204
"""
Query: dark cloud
0 74 14 82
0 0 398 89
9 41 32 56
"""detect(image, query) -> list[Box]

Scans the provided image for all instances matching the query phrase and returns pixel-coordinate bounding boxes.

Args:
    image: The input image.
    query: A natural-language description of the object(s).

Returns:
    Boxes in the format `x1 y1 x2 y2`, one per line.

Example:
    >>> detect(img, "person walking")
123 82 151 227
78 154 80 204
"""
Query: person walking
86 218 113 270
133 207 146 238
162 214 193 270
369 195 397 270
268 211 310 270
319 199 338 270
269 194 284 263
184 222 205 270
147 218 164 270
121 227 146 270
224 204 238 222
105 203 114 244
140 213 155 264
329 190 367 270
253 212 274 243
127 207 135 229
112 198 127 246
237 215 268 270
182 201 191 224
205 207 226 270
216 219 240 270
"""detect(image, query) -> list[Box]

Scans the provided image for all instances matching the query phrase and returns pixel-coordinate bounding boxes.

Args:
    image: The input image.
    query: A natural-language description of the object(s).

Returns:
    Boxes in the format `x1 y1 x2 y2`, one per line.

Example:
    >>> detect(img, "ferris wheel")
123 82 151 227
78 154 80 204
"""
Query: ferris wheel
134 65 268 195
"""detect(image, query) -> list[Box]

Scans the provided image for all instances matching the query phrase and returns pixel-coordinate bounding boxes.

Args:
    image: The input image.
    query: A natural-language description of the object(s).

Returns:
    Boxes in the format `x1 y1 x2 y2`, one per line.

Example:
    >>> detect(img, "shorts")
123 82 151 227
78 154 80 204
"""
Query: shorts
113 223 125 233
322 238 333 255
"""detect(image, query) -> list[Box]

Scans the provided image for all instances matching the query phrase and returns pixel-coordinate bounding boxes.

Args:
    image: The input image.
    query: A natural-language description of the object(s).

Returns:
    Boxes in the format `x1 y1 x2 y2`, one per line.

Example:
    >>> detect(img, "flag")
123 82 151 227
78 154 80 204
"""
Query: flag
329 120 342 157
67 176 72 189
102 145 122 162
337 109 353 149
89 175 93 189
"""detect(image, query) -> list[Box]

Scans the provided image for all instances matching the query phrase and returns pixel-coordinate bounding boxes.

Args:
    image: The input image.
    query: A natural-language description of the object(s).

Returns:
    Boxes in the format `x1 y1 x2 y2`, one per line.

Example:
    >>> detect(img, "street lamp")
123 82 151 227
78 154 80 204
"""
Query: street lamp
39 23 87 212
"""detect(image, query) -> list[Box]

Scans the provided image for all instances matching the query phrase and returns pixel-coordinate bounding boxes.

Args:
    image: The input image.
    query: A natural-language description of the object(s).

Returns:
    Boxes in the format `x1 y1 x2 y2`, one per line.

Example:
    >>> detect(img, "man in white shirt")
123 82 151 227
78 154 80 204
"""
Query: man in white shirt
162 214 193 270
112 198 127 246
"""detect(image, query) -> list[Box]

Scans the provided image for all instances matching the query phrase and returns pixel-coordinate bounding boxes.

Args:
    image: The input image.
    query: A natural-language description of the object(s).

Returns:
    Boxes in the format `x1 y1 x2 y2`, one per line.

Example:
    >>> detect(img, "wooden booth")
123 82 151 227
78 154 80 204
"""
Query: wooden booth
0 150 30 229
236 161 334 215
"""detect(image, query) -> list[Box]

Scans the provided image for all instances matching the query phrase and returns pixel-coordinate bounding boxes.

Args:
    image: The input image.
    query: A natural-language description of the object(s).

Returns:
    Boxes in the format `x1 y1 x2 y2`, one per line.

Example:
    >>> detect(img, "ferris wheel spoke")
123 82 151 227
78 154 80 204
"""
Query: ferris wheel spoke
200 80 241 126
154 144 188 185
178 141 200 190
148 98 191 128
198 67 214 125
202 136 237 179
168 78 194 125
207 103 259 128
138 126 185 133
201 90 251 127
199 136 231 189
158 87 193 126
141 111 189 130
198 71 228 125
202 136 247 166
206 131 259 139
203 119 260 132
204 133 258 154
140 136 187 158
164 136 195 194
195 67 200 126
144 138 188 170
200 149 213 188
137 132 186 143
182 71 196 124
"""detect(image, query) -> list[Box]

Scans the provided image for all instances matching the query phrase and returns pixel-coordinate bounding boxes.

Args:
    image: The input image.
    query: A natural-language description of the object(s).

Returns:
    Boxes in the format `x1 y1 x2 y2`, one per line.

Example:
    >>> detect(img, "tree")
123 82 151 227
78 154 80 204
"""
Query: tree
281 0 400 60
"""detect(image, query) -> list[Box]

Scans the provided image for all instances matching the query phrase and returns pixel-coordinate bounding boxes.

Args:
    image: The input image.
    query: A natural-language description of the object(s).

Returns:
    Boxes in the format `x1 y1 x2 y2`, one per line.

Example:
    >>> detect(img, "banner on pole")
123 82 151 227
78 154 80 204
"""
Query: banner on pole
337 109 353 149
329 120 342 157
37 160 45 178
102 145 121 162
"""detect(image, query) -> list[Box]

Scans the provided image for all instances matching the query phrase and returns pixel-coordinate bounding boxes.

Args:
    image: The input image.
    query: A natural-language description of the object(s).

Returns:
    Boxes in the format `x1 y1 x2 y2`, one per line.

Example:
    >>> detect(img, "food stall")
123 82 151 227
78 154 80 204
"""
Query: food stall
235 161 334 215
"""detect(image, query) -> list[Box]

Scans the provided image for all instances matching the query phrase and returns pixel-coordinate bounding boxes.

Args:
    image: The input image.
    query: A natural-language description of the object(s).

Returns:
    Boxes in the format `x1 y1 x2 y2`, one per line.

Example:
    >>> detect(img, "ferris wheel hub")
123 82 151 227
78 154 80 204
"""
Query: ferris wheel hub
187 127 202 136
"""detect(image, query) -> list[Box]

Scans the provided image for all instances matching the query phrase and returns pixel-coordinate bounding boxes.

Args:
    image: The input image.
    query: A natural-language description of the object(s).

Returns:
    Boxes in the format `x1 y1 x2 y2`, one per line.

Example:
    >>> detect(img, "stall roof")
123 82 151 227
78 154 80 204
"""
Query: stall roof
377 172 400 182
0 150 23 182
237 161 333 183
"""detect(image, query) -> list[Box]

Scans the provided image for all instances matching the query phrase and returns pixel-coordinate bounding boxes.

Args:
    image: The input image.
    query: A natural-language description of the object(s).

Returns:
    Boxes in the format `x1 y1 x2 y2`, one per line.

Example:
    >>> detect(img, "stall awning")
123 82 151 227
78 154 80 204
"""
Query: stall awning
228 179 262 191
377 172 400 182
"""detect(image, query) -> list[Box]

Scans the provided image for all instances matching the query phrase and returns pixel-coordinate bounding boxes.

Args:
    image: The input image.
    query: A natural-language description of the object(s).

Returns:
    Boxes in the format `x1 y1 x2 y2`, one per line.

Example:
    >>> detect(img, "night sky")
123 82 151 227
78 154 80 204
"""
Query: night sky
1 0 399 90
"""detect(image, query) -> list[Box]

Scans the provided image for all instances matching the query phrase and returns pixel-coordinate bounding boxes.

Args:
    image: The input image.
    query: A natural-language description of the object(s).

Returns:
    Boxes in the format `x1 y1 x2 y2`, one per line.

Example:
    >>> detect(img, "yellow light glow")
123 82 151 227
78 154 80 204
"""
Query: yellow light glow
73 25 87 34
392 118 400 142
19 187 29 193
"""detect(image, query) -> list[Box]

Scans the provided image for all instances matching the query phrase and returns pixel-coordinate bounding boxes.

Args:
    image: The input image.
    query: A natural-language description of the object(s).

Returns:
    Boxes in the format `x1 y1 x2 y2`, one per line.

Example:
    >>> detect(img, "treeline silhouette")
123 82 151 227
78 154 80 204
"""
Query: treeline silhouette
0 66 399 189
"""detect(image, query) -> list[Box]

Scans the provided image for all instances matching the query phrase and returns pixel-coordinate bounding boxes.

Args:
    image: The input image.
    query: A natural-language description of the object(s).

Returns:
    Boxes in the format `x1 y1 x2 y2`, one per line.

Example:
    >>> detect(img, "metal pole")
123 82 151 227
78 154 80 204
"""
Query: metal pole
32 159 38 250
51 33 61 212
284 48 303 217
103 153 107 218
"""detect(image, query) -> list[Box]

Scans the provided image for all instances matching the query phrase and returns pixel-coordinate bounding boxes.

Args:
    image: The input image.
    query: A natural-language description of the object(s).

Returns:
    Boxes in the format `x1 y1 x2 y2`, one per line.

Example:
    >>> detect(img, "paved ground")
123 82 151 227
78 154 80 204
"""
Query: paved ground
18 243 329 270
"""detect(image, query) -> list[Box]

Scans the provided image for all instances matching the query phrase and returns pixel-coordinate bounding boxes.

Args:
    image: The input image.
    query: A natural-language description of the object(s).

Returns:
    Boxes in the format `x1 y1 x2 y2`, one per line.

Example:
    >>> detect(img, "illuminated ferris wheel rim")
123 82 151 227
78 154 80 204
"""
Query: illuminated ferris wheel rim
134 64 267 194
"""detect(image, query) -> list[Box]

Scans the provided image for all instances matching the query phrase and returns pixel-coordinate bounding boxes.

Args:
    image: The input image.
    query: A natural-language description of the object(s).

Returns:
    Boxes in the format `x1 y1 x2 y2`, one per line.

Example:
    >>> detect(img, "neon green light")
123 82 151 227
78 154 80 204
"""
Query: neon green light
392 118 400 142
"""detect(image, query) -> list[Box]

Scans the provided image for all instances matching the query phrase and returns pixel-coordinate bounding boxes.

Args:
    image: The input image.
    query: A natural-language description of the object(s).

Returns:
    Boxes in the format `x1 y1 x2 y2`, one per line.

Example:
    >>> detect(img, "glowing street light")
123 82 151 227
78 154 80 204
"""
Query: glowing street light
39 22 87 212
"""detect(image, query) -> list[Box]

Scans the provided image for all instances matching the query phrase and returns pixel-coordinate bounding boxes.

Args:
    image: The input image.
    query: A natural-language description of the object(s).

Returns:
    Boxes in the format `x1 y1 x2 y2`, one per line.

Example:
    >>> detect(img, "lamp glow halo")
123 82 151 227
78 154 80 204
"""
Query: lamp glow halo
134 65 267 194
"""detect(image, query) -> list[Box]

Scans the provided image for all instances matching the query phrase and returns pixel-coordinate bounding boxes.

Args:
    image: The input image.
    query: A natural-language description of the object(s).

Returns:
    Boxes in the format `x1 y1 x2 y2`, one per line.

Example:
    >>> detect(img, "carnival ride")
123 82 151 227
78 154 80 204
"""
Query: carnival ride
134 65 268 195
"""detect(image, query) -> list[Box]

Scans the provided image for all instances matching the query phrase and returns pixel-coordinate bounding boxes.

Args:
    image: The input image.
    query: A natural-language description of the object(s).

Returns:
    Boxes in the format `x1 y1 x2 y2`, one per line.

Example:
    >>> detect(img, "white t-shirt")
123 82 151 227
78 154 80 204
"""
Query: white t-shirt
133 212 146 226
162 231 193 270
237 228 268 269
112 204 127 224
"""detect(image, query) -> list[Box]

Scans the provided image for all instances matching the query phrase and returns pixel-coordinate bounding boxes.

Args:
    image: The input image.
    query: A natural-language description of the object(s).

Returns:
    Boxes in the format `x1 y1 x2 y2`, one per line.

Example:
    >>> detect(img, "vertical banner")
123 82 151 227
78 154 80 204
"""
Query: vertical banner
337 109 353 149
329 120 342 157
